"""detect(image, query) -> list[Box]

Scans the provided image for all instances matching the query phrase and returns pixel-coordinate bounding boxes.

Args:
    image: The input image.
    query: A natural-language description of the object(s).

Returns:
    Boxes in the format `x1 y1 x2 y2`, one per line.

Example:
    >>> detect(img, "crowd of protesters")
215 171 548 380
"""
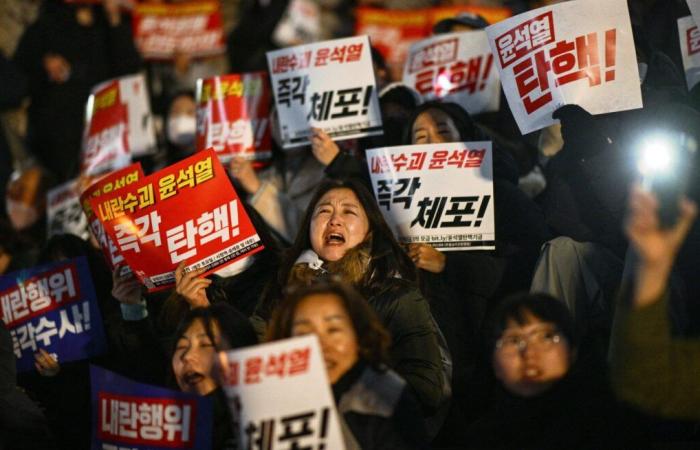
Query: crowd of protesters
1 0 700 449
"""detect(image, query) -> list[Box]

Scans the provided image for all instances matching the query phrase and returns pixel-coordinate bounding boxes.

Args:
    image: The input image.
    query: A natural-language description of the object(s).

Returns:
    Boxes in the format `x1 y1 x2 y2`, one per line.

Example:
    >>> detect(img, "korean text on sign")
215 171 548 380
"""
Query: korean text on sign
403 30 501 115
267 35 383 148
485 0 642 134
90 149 264 292
91 365 212 450
678 15 700 91
221 335 346 450
367 142 495 251
0 257 107 372
196 72 272 163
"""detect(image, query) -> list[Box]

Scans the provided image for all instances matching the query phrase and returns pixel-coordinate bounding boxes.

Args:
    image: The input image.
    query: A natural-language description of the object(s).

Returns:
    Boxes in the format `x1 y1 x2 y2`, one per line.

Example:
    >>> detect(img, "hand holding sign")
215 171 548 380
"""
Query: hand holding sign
229 156 261 195
111 265 142 306
34 349 60 377
310 127 340 166
407 243 446 273
174 262 211 308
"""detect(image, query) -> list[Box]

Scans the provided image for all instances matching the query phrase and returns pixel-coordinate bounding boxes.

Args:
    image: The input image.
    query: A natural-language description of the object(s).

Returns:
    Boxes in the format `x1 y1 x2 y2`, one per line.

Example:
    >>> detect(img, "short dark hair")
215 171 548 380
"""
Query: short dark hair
487 292 577 353
258 178 415 320
266 280 390 371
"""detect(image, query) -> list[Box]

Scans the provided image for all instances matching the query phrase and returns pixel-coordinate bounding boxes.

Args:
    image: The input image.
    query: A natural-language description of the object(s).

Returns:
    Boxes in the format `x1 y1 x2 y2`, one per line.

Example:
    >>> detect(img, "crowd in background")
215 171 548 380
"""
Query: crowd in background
1 0 700 449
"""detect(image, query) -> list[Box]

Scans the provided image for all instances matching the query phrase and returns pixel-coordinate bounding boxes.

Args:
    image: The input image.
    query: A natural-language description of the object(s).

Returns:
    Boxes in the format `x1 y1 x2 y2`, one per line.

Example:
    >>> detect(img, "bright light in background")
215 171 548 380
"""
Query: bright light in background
637 135 675 177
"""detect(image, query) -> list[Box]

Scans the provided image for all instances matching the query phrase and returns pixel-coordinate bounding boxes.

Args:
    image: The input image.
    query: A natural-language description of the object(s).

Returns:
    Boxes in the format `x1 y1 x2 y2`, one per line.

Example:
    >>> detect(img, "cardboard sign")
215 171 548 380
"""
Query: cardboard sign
89 149 264 292
678 15 700 91
195 72 272 163
485 0 642 134
220 335 345 450
272 0 322 47
366 142 495 250
82 74 156 176
131 0 226 60
47 179 90 240
403 30 500 115
81 163 145 271
267 35 383 148
0 257 107 373
356 5 512 81
90 365 213 450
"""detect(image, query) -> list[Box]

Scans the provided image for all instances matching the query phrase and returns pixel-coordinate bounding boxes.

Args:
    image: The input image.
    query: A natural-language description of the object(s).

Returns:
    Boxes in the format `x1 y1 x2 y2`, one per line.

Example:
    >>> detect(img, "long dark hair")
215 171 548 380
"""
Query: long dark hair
266 281 391 372
402 100 486 145
258 178 415 320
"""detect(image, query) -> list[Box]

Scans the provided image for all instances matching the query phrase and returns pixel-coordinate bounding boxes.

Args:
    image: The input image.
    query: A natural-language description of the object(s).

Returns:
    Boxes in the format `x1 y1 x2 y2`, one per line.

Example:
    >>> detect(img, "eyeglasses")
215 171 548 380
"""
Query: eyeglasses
495 327 563 355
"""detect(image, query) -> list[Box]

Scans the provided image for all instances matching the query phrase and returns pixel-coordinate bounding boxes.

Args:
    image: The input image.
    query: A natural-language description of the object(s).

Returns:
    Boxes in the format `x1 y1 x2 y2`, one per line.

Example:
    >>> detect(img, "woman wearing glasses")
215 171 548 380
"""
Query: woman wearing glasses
460 293 646 449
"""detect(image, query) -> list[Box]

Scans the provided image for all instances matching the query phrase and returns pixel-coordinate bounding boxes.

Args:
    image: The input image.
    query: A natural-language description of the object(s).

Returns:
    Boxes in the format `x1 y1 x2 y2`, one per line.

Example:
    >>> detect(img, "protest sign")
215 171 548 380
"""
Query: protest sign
195 72 272 163
47 179 90 240
0 257 107 372
272 0 322 47
403 30 500 115
90 365 212 450
485 0 642 134
267 35 382 148
356 5 511 81
366 142 495 250
90 149 264 291
81 163 145 271
220 335 345 450
131 0 225 60
678 16 700 91
689 0 700 26
82 74 156 176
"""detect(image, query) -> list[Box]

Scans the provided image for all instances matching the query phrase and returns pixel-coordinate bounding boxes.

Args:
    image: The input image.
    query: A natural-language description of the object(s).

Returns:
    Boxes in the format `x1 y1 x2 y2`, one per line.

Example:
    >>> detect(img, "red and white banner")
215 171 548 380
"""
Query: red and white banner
89 149 264 292
47 179 89 240
220 335 346 450
80 163 145 271
195 72 272 164
678 15 700 91
356 6 512 81
267 36 382 148
366 142 495 251
131 0 226 60
403 30 500 115
82 74 156 176
485 0 642 134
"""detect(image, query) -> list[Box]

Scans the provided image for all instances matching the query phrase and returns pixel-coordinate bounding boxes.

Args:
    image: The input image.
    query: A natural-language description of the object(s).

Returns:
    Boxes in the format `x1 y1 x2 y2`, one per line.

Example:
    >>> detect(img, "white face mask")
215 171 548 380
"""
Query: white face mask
167 114 196 147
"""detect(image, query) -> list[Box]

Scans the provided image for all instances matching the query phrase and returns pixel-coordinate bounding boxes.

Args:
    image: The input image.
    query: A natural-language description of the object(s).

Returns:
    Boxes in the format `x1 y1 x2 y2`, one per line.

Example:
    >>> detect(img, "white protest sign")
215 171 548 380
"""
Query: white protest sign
47 179 89 240
689 0 700 26
120 73 157 158
366 142 495 251
678 16 700 91
221 335 346 450
267 35 383 148
403 30 501 115
485 0 641 135
273 0 322 47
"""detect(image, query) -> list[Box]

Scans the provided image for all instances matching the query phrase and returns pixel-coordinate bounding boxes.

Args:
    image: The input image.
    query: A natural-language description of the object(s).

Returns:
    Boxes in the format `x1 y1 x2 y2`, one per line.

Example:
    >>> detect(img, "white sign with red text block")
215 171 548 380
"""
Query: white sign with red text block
678 16 700 91
485 0 641 134
403 30 500 115
220 335 345 450
366 142 495 251
267 35 383 148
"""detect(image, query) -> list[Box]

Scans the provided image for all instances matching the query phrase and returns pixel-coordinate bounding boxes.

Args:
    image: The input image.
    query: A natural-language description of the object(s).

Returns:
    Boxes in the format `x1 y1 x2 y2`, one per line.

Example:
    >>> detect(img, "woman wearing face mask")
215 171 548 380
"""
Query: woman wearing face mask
164 91 197 165
460 293 645 449
255 178 450 426
267 281 429 450
171 303 258 450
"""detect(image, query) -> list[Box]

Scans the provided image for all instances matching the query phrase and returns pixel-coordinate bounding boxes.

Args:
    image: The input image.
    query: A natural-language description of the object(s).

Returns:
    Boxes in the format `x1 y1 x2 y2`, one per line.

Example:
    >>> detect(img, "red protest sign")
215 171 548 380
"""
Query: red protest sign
89 149 264 291
80 164 145 271
82 80 130 176
195 72 272 164
132 0 226 60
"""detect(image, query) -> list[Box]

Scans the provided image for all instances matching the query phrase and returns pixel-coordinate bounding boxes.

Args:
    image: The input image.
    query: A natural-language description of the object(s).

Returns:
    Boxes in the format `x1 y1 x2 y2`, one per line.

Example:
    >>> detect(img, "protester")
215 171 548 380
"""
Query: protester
267 281 429 450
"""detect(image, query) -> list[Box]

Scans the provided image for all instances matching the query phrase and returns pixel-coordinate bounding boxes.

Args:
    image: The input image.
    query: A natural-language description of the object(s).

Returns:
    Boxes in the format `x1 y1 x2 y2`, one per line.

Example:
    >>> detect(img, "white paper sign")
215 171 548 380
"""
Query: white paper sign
266 36 383 148
120 73 157 158
678 16 700 91
220 335 345 450
366 142 495 251
485 0 642 135
47 179 89 240
403 30 501 115
688 0 700 26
